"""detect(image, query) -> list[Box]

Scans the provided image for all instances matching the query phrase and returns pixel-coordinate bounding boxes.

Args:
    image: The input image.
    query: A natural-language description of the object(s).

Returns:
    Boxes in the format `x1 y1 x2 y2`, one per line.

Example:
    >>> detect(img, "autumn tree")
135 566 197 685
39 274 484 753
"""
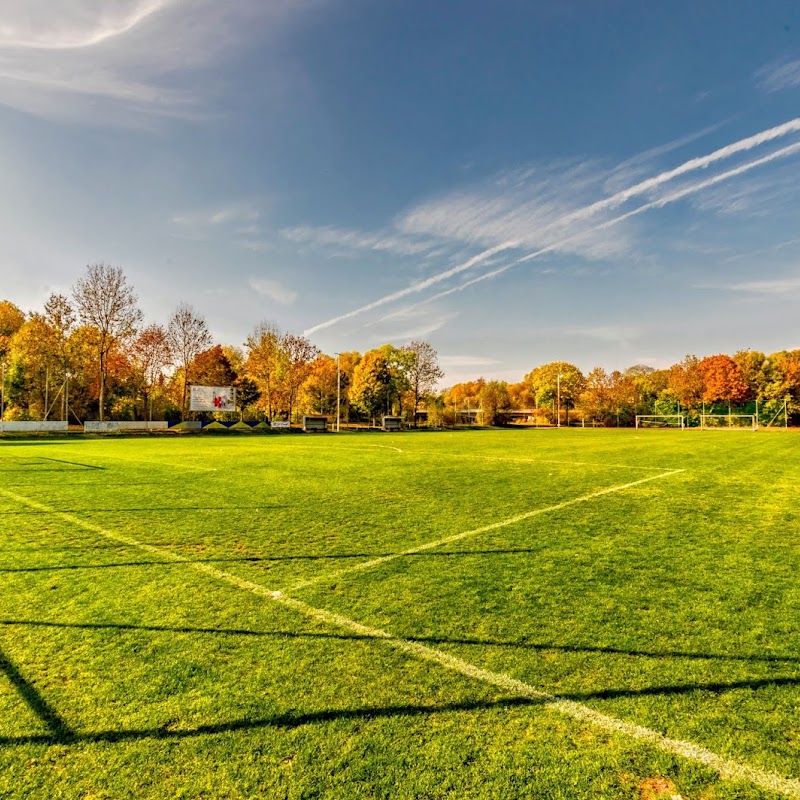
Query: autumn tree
5 315 59 419
43 293 77 420
131 325 172 420
72 263 142 420
698 354 748 413
279 334 321 421
667 355 704 412
444 379 484 423
167 303 212 419
479 380 510 426
401 341 444 425
607 370 638 426
298 355 338 415
245 322 283 419
579 367 612 424
349 350 394 424
0 300 26 361
732 350 768 403
507 380 534 411
760 350 800 422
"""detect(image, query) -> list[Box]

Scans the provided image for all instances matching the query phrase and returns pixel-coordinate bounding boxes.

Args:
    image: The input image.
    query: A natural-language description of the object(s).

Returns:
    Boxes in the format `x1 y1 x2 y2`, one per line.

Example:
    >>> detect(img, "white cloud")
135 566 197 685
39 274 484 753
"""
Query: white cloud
439 355 502 368
727 276 800 294
281 225 438 257
171 205 262 241
756 59 800 93
0 0 316 123
248 277 297 305
395 160 635 261
564 325 642 344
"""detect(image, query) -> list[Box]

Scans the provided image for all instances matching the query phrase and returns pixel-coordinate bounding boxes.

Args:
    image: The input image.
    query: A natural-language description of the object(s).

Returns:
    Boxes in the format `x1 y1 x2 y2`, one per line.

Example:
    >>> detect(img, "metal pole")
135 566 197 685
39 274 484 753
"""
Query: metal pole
335 353 341 432
65 373 70 427
44 367 49 421
1 361 4 422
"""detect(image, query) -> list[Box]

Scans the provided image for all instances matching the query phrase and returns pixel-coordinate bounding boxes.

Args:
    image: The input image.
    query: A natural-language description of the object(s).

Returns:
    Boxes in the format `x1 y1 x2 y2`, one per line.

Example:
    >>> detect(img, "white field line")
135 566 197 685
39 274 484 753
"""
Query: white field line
406 451 682 472
1 485 799 798
283 469 684 593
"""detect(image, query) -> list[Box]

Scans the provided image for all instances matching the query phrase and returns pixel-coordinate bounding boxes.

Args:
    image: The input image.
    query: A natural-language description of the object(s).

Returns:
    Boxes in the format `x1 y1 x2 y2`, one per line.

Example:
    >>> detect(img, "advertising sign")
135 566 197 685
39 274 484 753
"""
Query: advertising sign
189 385 236 412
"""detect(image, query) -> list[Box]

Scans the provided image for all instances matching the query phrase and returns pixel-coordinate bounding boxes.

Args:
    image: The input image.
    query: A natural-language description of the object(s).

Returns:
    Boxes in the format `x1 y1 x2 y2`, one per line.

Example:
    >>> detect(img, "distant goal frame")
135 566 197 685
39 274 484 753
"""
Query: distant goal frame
700 414 757 431
635 415 685 429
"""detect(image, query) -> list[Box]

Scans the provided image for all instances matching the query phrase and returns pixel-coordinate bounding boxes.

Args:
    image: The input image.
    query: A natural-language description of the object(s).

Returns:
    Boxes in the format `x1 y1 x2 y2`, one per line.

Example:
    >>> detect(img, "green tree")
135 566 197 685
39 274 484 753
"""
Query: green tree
526 361 585 425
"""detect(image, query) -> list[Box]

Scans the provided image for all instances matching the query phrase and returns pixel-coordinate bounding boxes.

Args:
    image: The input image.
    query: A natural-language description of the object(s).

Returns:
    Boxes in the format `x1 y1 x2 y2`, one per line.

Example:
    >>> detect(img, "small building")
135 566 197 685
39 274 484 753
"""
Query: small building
303 415 328 432
381 416 403 432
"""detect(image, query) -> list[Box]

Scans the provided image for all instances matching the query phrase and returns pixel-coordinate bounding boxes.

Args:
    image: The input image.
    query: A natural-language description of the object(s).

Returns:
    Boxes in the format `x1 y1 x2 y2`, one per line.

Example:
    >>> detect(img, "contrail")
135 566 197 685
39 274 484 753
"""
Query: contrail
304 117 800 335
303 241 517 336
389 138 800 312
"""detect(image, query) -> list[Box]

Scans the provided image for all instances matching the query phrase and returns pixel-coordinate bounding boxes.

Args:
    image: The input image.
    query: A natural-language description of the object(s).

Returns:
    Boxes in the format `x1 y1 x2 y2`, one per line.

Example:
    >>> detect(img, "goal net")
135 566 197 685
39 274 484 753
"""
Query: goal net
700 414 757 431
635 415 685 429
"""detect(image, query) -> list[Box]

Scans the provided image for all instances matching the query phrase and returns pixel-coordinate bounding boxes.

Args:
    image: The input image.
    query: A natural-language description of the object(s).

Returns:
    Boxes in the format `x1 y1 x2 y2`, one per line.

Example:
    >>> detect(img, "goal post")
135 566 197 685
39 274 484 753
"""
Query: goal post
635 415 685 429
699 414 757 431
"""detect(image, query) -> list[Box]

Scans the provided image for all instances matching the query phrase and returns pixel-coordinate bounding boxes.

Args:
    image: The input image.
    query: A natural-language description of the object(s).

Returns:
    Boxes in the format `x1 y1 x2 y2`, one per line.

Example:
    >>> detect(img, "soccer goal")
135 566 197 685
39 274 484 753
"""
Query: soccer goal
635 415 685 429
700 414 757 431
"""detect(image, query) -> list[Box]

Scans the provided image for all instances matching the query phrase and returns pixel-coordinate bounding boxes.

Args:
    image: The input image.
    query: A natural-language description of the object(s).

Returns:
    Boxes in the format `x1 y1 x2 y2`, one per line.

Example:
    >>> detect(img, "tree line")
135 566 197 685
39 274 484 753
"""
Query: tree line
1 263 798 426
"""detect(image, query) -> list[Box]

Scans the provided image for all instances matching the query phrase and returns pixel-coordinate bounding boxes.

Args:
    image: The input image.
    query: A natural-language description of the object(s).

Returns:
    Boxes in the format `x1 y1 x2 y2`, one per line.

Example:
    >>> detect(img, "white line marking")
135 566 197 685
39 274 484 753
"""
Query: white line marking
410 451 682 472
2 485 799 798
284 469 684 593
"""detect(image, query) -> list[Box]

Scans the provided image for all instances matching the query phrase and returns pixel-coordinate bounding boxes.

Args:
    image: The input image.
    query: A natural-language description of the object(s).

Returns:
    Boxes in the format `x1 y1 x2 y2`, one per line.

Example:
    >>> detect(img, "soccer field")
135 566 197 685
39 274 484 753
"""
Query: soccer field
1 429 799 799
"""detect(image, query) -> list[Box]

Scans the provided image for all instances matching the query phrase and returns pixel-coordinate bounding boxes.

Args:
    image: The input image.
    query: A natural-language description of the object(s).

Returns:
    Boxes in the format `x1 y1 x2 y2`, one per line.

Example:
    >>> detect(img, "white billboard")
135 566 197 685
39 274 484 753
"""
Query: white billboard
190 385 236 412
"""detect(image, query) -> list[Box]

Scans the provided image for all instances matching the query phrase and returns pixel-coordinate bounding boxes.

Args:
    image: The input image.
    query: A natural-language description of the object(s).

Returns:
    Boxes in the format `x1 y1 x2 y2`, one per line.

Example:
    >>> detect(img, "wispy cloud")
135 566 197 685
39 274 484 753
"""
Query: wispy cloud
398 136 800 313
248 277 297 305
395 160 635 261
723 276 800 295
439 355 502 368
171 205 264 246
281 225 437 257
755 59 800 93
303 242 515 336
563 325 642 344
304 117 800 336
0 1 313 123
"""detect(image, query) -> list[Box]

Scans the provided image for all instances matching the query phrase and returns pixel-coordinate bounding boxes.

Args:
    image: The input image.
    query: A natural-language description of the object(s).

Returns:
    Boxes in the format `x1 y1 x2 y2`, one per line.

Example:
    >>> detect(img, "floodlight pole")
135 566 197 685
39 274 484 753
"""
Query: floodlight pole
0 361 5 422
556 372 562 428
335 352 341 432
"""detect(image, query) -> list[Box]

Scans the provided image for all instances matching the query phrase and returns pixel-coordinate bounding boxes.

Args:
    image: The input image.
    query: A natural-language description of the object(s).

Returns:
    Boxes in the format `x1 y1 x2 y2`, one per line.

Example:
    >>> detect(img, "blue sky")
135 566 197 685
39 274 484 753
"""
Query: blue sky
1 1 799 384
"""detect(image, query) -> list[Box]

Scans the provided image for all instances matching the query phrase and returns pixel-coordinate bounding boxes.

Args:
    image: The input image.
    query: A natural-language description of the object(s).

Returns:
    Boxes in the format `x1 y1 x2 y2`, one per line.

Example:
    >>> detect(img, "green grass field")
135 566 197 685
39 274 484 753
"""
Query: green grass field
1 429 799 799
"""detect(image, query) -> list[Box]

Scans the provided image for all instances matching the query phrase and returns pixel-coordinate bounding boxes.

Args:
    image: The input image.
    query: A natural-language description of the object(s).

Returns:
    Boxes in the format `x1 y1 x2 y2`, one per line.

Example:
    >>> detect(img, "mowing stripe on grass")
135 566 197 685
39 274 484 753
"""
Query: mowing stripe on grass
5 478 800 797
283 468 684 593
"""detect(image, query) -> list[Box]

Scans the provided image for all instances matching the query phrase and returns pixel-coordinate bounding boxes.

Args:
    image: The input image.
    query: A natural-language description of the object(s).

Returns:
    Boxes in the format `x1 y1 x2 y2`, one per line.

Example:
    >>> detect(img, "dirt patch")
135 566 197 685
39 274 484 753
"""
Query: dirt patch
638 776 683 800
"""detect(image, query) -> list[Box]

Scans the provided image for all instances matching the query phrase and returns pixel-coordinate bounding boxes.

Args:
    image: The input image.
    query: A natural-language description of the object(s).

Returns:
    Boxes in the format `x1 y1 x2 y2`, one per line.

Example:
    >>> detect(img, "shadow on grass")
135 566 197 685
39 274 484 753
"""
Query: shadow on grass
0 457 104 472
2 618 799 665
0 644 74 741
0 696 544 746
2 674 800 748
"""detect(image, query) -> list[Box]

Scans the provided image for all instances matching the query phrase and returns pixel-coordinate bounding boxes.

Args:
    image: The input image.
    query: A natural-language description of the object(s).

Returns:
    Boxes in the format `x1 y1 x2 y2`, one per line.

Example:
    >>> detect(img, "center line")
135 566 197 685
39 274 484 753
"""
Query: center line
283 469 684 593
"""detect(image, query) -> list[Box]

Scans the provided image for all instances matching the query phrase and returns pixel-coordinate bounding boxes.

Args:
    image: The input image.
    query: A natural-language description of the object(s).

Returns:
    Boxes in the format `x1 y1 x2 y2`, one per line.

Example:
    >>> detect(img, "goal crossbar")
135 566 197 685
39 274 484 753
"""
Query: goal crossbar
635 415 685 429
700 414 757 431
